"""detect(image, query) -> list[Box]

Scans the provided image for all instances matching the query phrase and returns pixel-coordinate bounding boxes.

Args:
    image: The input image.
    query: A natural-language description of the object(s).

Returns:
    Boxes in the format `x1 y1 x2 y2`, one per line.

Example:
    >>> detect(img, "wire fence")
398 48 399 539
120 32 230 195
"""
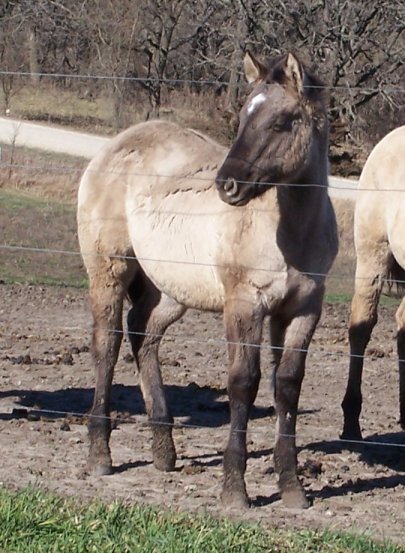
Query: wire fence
0 240 404 288
0 72 404 460
0 69 404 94
1 296 404 453
6 405 405 452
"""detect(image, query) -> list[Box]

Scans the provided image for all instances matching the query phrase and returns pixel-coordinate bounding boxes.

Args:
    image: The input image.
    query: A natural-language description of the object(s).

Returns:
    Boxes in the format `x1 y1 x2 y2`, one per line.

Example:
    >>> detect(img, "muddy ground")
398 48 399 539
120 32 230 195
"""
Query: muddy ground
0 283 404 544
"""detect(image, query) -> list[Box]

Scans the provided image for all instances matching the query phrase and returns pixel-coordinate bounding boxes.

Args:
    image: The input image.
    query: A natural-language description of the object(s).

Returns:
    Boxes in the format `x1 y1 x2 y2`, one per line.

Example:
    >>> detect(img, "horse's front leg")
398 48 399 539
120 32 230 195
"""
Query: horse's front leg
274 310 320 509
342 254 384 440
222 298 264 508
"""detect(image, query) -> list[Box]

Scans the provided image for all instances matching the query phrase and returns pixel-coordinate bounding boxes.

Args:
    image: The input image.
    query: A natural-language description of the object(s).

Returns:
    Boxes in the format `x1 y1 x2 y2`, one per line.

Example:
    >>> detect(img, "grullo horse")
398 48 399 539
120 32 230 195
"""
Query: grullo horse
77 51 338 508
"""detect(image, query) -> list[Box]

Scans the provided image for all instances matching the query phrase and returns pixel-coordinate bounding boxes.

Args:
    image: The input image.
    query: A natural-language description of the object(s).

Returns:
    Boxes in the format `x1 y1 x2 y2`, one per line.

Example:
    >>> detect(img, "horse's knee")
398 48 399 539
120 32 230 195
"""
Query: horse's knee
348 318 375 352
228 365 261 406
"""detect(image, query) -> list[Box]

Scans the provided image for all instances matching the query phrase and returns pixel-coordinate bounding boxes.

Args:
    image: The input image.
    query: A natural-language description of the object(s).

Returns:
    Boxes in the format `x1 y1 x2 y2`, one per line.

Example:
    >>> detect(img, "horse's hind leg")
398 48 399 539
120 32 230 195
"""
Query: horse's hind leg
341 251 387 440
127 280 186 471
221 298 263 508
86 258 136 475
395 297 405 429
269 316 287 408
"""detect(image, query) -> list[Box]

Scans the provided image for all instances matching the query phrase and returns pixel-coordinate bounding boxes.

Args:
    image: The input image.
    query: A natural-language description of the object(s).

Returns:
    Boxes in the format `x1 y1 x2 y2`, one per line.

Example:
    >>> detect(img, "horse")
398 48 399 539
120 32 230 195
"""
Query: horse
77 50 338 509
342 125 405 440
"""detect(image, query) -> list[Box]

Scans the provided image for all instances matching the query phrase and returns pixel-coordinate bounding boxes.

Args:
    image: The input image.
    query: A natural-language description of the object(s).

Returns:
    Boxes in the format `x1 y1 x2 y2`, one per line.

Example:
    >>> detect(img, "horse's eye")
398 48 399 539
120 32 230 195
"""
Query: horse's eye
272 119 289 132
272 123 284 132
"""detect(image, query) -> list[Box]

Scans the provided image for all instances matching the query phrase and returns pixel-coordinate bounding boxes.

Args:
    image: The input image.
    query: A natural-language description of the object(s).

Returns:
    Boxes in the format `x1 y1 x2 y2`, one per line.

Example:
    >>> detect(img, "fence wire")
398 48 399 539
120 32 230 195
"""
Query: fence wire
0 69 404 94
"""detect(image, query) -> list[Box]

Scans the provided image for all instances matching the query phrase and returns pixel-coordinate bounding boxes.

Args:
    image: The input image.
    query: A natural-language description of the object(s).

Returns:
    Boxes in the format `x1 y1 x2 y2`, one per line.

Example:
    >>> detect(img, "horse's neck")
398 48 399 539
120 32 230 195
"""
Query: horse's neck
276 177 329 237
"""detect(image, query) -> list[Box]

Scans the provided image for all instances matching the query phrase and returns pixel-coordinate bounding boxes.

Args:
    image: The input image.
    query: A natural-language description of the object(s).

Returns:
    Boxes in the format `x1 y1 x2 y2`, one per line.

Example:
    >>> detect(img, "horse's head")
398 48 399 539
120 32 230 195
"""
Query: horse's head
215 51 328 206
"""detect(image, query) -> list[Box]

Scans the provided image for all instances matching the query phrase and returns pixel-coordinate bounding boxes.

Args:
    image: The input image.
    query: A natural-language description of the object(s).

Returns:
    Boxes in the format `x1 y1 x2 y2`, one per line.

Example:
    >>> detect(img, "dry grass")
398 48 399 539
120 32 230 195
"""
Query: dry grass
0 144 87 286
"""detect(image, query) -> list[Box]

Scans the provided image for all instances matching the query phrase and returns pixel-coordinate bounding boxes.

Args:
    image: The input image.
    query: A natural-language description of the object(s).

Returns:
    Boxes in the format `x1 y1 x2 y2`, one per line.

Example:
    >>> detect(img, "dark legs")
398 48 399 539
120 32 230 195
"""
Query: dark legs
395 299 405 430
127 287 186 471
221 299 263 507
86 258 185 475
341 255 384 440
273 311 320 508
221 297 322 509
269 317 287 407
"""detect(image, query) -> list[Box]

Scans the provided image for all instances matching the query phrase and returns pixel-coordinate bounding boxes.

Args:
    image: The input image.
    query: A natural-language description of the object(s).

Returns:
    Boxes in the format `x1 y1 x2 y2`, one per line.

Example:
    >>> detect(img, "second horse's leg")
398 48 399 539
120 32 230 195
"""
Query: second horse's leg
128 286 186 471
341 254 385 440
395 296 405 430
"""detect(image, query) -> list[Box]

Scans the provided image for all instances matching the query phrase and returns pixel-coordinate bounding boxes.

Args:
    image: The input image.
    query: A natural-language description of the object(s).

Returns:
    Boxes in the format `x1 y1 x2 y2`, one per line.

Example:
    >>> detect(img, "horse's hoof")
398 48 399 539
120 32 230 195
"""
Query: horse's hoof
86 458 113 476
281 488 310 509
340 428 363 442
153 452 176 472
88 463 113 476
220 487 250 510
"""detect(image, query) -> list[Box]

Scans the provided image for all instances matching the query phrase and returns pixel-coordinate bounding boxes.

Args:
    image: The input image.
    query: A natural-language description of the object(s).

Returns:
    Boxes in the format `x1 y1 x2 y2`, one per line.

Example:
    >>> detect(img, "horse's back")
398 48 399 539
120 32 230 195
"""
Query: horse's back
77 120 226 263
359 125 405 191
355 126 405 262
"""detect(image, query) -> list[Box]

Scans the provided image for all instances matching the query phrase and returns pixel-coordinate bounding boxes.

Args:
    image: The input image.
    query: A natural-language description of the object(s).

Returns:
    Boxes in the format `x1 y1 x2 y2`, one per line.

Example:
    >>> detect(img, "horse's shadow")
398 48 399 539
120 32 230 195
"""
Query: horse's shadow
0 383 269 429
3 384 403 503
305 431 405 472
252 431 405 507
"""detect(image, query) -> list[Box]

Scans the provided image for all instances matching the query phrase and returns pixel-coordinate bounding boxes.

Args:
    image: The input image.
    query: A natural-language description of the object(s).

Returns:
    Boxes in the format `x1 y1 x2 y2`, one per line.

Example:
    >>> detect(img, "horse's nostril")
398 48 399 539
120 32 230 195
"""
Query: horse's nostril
223 178 239 197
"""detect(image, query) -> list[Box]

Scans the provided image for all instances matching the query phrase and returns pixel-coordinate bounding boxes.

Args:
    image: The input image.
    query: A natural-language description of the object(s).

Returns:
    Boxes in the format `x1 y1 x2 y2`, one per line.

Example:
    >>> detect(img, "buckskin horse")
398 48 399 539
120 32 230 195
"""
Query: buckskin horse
77 51 338 508
342 126 405 441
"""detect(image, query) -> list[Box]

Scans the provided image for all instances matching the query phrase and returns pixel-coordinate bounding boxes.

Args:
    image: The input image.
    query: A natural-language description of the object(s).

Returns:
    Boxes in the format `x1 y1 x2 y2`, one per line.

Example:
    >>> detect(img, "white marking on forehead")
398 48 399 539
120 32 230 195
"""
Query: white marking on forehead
247 92 266 115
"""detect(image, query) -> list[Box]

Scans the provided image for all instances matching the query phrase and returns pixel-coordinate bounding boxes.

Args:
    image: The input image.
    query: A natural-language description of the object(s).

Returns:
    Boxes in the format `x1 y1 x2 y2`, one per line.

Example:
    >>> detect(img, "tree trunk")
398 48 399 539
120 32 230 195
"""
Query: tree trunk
28 27 40 85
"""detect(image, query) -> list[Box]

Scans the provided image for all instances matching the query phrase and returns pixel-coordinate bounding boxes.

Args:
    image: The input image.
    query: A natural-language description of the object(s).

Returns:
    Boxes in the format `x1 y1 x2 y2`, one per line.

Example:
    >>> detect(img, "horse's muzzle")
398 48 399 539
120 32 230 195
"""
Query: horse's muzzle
215 176 255 206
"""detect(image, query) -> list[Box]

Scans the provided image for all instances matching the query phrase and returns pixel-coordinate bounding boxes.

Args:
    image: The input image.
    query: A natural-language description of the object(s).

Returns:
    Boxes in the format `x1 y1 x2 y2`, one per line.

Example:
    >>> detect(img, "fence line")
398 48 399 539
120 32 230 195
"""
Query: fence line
1 316 397 369
0 160 363 193
0 159 364 192
0 69 404 94
3 243 405 289
6 406 405 452
3 158 405 195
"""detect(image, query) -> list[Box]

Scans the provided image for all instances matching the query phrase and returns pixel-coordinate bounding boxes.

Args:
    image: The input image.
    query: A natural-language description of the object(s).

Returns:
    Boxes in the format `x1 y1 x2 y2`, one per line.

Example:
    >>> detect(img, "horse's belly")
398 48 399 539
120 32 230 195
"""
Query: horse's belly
127 198 225 310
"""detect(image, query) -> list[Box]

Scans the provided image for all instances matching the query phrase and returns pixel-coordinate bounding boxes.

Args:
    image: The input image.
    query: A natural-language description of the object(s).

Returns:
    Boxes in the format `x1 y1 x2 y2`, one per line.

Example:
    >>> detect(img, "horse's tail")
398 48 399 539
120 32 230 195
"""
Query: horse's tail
385 255 405 297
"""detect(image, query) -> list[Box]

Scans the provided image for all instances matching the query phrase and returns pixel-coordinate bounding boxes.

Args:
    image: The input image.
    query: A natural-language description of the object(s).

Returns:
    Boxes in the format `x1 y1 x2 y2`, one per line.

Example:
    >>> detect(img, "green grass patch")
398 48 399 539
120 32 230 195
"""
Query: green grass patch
325 293 352 304
325 292 400 307
0 487 403 553
0 188 74 212
0 189 86 287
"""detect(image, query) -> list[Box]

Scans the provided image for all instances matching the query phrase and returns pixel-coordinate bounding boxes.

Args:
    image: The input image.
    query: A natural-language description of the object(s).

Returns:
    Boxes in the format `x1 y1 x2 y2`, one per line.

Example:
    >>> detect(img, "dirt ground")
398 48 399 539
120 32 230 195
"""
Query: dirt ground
0 283 404 544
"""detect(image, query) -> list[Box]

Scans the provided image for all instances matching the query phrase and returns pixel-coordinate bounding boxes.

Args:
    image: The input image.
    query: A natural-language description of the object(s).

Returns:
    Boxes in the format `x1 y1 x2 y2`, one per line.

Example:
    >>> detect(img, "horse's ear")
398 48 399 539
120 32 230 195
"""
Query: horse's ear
243 50 267 84
283 52 305 94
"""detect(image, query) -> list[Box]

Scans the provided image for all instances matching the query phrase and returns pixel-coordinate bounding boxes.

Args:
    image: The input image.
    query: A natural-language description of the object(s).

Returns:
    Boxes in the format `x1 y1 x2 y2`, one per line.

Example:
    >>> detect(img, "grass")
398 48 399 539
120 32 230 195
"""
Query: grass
0 487 403 553
0 188 86 287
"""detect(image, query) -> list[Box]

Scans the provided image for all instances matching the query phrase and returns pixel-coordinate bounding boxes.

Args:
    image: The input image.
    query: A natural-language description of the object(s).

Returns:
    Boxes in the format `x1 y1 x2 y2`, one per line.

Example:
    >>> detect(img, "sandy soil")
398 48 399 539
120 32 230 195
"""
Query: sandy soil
0 284 404 544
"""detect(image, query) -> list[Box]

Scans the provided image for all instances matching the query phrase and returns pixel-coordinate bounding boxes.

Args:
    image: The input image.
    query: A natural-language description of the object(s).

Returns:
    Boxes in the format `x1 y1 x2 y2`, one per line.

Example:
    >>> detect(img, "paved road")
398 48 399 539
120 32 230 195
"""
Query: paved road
0 116 108 159
0 116 358 200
